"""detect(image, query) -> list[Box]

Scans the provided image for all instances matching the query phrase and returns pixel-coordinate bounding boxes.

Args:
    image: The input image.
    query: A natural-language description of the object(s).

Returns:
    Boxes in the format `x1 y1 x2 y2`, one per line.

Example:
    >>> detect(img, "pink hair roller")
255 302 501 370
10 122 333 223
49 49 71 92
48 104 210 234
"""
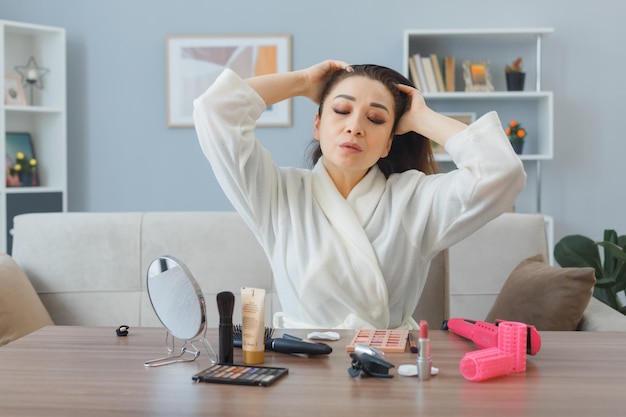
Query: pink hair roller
459 347 514 382
459 320 529 381
497 321 527 372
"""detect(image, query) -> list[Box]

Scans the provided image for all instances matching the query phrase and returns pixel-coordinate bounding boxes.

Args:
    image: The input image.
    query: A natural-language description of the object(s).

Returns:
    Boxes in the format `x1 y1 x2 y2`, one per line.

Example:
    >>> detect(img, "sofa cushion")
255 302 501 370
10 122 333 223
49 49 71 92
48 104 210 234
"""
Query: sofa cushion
485 254 596 330
0 254 53 346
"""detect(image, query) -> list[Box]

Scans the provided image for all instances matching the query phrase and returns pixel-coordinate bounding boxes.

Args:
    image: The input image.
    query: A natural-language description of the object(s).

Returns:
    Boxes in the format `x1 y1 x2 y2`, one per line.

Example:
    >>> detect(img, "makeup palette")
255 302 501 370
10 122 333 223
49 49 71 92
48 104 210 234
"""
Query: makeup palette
346 329 409 353
192 364 288 387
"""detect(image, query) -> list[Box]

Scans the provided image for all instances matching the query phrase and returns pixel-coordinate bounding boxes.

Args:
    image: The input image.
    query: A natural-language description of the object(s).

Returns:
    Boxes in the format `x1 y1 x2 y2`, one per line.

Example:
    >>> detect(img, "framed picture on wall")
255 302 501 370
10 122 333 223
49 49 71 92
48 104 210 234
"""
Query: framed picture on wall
4 75 27 106
166 34 292 128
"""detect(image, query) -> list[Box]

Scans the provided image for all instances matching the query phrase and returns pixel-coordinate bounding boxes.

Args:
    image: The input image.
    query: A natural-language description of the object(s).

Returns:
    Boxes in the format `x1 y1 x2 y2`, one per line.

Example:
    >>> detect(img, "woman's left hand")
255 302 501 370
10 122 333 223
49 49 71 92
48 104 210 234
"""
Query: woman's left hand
394 83 466 146
394 83 428 136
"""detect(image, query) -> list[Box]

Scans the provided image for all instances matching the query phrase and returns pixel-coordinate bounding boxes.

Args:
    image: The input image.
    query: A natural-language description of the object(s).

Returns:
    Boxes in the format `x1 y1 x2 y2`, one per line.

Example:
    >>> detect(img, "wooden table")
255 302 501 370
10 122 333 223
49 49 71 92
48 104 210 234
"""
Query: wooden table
0 326 624 416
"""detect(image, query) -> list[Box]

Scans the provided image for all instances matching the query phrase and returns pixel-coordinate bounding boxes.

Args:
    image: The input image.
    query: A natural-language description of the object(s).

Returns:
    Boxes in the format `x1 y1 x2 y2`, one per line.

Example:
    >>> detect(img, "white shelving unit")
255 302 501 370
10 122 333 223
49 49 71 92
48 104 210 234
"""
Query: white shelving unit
403 28 554 257
403 28 553 211
1 20 67 253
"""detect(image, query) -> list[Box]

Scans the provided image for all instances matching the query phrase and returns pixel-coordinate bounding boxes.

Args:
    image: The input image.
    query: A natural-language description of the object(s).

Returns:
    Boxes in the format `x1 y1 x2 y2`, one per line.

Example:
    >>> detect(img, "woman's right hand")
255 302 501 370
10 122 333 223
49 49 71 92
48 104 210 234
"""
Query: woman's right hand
300 60 351 105
246 59 350 108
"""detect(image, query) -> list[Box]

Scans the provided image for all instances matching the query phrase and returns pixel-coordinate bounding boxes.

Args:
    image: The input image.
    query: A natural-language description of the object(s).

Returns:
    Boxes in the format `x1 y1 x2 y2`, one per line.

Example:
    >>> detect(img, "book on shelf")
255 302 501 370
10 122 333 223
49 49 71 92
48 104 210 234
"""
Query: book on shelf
429 53 446 92
412 54 429 93
444 56 456 92
408 55 423 92
421 56 439 92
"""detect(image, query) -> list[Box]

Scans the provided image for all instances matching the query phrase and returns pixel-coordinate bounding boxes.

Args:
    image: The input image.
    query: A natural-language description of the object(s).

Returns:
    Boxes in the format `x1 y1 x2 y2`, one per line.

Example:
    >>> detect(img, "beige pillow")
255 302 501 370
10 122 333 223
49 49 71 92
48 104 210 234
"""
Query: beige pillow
0 253 53 346
485 254 596 331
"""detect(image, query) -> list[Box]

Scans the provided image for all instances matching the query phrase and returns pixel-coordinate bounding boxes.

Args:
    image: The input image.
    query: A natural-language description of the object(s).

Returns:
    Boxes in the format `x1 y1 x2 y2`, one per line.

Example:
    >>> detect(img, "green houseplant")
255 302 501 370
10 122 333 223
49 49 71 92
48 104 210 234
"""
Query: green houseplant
505 120 525 154
554 230 626 314
505 57 525 91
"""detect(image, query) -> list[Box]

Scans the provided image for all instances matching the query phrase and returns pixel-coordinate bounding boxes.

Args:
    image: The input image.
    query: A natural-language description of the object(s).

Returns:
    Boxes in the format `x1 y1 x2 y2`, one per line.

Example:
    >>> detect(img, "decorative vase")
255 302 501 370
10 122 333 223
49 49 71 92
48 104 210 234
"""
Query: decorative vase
511 141 524 155
20 172 35 186
506 72 526 91
6 173 20 187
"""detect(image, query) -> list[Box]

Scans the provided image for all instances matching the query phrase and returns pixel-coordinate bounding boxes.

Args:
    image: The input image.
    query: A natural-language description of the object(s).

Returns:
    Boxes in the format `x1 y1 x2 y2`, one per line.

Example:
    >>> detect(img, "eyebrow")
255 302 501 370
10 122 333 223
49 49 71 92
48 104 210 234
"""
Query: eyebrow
334 94 390 114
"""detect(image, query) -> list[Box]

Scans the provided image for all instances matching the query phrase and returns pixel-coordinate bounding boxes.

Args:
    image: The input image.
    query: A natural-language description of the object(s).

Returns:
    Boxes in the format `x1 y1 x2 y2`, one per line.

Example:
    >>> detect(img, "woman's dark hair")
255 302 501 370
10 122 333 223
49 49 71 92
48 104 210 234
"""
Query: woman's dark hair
307 64 439 177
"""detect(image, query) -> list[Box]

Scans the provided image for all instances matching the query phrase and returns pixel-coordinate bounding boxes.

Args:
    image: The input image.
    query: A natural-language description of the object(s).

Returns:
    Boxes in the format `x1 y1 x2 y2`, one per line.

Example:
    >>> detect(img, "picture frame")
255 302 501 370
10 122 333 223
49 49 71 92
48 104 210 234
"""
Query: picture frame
166 34 292 128
5 132 38 187
431 112 477 154
462 60 494 92
4 74 27 106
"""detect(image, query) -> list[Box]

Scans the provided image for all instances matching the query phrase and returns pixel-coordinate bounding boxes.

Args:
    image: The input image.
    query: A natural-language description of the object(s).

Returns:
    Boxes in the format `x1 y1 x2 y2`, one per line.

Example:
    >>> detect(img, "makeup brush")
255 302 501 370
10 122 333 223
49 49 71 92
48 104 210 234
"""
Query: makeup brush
233 325 332 355
216 291 235 364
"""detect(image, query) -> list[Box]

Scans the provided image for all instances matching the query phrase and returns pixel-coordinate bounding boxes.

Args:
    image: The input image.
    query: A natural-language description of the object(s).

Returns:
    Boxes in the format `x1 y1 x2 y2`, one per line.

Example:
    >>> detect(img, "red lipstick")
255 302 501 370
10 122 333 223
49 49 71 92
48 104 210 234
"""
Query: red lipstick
417 320 431 380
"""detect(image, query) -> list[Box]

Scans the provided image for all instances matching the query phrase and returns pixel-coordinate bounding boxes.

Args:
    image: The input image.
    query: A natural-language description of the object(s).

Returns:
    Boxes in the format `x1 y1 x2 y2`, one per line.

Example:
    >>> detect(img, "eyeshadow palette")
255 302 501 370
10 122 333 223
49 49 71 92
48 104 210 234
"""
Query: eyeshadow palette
346 329 409 353
192 364 288 387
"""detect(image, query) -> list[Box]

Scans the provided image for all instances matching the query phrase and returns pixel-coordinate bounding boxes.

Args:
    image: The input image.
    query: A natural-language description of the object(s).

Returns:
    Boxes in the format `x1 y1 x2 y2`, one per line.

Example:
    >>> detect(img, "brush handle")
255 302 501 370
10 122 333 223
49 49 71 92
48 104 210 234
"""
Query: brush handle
219 323 234 364
232 338 332 355
268 339 332 355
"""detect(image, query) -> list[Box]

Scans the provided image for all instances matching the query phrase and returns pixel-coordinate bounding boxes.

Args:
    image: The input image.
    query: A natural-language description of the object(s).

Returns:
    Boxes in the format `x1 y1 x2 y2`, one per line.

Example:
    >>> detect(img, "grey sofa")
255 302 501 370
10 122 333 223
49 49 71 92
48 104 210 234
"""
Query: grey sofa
9 211 626 333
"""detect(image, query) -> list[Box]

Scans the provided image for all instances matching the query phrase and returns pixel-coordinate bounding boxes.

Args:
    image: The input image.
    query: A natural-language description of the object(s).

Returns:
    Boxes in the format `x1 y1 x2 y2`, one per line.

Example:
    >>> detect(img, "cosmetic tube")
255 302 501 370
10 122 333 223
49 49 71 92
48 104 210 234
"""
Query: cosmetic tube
417 320 431 380
241 287 266 365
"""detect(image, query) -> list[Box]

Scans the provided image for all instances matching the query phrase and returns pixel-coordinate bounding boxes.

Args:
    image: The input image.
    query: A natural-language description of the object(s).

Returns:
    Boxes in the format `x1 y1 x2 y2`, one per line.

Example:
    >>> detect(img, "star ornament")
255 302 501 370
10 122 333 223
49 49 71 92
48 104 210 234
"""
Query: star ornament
15 56 50 89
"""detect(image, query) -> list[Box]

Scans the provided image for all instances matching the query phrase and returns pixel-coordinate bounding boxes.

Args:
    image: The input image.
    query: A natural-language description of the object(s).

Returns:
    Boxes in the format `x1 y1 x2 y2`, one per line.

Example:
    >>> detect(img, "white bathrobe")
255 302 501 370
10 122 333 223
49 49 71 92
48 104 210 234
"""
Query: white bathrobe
193 69 526 330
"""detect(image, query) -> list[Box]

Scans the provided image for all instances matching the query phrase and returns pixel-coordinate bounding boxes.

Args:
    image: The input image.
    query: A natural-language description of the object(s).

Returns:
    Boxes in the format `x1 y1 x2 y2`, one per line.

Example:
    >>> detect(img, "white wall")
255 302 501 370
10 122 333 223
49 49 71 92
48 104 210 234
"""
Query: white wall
2 0 625 249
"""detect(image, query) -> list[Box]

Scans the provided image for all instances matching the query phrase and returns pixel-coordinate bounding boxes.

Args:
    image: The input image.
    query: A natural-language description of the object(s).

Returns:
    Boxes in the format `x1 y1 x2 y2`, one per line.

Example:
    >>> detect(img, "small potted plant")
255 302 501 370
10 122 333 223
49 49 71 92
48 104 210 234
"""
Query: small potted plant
505 57 525 91
505 120 525 154
7 151 38 187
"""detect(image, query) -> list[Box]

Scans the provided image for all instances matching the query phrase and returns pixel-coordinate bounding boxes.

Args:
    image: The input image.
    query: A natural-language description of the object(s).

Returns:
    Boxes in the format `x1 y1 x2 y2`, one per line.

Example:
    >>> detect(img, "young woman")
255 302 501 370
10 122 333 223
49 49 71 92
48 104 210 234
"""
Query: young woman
193 60 525 329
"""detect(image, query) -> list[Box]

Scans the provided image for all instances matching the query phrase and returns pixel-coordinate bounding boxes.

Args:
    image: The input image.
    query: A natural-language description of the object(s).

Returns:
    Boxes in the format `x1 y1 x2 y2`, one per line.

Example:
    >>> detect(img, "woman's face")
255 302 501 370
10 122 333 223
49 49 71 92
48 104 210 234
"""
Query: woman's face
314 75 395 179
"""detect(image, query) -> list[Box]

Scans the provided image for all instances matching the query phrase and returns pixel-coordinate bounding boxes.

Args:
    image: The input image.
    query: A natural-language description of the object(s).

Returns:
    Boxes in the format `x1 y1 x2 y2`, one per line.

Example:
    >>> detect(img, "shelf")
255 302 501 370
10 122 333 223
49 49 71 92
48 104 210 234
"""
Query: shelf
405 27 554 38
436 153 552 163
1 19 67 253
423 91 551 99
404 27 554 215
404 28 553 93
5 105 64 114
4 186 65 194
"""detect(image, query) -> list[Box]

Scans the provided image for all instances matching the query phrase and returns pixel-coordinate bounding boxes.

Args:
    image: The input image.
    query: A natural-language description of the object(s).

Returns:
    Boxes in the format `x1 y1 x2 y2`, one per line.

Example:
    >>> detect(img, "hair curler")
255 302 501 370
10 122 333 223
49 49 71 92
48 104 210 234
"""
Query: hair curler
459 320 528 382
460 347 514 382
443 318 541 356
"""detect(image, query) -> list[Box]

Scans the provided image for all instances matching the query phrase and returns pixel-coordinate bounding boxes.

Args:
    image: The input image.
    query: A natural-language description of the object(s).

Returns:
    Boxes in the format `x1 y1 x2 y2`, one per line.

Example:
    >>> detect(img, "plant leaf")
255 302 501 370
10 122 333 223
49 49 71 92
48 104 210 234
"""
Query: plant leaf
602 230 620 275
595 276 616 288
597 241 626 261
594 288 620 310
554 235 603 278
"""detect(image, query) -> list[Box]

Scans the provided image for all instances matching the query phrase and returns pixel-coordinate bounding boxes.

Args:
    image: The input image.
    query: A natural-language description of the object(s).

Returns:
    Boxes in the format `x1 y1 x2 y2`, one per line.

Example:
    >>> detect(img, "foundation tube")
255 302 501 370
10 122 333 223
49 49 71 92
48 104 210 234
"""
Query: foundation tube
241 287 266 365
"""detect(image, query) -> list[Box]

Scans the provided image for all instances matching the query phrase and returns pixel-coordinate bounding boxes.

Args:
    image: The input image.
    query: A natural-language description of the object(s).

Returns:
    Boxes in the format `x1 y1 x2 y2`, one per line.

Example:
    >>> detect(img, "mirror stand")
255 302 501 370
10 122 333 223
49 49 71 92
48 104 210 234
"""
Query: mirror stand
144 329 217 367
144 255 218 368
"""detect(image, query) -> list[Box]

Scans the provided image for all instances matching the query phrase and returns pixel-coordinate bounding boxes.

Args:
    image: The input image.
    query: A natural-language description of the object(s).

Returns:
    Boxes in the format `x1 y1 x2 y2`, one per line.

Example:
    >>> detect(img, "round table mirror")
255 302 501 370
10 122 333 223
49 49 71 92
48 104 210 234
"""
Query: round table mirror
145 255 215 366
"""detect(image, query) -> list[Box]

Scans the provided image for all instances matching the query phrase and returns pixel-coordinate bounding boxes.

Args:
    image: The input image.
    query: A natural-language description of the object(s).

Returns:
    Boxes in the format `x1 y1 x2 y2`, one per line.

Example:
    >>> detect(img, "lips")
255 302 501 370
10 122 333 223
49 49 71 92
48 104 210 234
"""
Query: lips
340 142 363 152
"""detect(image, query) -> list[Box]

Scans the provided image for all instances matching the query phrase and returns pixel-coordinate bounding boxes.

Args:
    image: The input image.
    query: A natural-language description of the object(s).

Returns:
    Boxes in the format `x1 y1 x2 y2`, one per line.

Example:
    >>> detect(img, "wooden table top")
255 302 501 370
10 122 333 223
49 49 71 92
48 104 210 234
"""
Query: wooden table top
0 325 624 416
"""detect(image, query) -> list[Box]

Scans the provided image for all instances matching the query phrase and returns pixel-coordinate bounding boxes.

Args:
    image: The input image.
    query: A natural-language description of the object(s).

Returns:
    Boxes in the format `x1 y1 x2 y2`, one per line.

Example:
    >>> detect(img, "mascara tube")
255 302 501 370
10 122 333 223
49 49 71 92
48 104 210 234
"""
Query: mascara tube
417 320 431 380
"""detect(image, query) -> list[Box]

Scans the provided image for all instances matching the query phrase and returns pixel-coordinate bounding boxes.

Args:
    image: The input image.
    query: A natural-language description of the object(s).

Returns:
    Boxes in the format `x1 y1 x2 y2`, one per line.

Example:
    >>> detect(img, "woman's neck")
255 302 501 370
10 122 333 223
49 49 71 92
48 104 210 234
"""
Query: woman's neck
322 159 370 199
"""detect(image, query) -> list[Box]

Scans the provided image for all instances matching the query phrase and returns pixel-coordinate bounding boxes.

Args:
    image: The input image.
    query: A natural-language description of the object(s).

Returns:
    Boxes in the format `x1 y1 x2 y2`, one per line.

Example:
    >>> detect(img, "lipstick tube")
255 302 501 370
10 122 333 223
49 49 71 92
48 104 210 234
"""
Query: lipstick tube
417 320 431 380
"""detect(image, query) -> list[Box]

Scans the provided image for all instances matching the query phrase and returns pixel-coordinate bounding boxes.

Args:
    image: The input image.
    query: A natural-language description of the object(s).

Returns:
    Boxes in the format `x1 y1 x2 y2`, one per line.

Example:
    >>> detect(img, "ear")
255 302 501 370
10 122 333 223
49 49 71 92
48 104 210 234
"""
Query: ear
380 134 393 158
313 113 321 141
